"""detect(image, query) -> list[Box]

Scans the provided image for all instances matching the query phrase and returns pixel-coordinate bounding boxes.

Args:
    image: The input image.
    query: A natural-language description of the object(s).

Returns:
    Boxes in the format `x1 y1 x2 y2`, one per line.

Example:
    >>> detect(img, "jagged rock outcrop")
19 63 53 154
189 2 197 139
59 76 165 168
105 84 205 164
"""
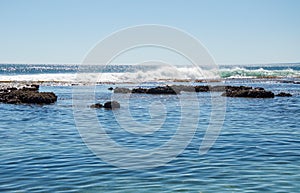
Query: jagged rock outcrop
0 85 57 104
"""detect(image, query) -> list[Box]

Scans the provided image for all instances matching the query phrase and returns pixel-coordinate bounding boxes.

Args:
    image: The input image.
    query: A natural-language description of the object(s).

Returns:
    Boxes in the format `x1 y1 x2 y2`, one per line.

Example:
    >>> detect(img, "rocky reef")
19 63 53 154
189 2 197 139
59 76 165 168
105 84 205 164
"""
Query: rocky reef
112 85 292 98
0 84 57 104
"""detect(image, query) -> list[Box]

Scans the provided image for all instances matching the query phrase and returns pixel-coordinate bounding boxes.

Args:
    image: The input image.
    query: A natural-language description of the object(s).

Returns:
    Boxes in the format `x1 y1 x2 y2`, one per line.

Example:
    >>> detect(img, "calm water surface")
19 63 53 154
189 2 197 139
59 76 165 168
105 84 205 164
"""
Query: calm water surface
0 82 299 192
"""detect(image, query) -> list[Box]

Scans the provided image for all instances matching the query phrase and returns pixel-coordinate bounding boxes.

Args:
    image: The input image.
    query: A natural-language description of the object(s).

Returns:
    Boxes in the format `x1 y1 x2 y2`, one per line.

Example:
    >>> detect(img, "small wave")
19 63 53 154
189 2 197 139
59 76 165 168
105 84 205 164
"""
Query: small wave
220 67 300 78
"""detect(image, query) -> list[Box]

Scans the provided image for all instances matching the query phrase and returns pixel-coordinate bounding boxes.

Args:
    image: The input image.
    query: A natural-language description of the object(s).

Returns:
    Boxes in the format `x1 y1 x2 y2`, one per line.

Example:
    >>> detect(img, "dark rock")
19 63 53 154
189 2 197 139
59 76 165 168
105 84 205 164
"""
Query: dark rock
7 87 18 91
114 87 131 93
0 85 57 104
146 86 178 94
282 80 300 84
276 92 292 97
194 86 209 92
281 80 295 84
7 99 21 104
104 101 120 109
108 87 114 91
111 85 278 99
132 87 148 94
90 103 103 108
209 86 226 92
115 86 179 94
32 84 39 89
222 88 274 98
22 87 37 91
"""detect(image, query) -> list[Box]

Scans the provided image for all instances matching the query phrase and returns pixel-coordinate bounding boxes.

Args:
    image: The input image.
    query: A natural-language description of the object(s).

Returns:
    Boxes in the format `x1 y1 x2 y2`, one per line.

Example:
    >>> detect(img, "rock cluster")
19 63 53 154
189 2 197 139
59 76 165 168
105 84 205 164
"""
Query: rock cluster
114 85 209 94
112 85 292 98
0 84 57 104
90 101 120 109
113 85 254 95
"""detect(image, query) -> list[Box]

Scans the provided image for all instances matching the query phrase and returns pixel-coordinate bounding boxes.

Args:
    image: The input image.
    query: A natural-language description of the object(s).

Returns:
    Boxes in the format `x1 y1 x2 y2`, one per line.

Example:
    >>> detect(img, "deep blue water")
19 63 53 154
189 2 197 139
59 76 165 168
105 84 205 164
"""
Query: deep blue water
0 81 300 192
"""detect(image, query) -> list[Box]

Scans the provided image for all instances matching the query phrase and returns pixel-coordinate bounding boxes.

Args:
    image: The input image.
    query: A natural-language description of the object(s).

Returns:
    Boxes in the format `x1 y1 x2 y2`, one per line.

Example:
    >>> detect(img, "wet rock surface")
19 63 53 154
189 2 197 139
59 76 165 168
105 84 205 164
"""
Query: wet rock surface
0 85 57 104
276 92 292 97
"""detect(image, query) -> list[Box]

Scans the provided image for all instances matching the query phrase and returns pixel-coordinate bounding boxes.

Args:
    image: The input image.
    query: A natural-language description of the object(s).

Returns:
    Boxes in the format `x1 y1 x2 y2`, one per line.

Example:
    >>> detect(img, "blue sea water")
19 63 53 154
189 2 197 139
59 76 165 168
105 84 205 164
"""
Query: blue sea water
0 64 300 192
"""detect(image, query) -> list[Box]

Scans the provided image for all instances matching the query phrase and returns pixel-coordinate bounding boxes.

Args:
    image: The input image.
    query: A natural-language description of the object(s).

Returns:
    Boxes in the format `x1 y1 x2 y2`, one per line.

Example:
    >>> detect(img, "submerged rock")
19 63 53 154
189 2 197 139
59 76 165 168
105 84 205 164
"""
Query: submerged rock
276 92 292 97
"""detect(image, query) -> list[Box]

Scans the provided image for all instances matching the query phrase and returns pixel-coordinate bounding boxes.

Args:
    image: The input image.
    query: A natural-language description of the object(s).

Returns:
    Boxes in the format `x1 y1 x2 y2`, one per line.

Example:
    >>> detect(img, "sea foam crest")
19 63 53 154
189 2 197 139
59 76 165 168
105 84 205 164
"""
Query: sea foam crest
220 67 300 78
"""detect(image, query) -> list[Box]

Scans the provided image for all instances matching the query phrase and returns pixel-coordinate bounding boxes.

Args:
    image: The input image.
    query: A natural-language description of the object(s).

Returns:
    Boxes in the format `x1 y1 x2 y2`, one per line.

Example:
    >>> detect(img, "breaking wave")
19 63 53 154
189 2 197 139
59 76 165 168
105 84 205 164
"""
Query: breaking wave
220 67 300 78
0 63 299 84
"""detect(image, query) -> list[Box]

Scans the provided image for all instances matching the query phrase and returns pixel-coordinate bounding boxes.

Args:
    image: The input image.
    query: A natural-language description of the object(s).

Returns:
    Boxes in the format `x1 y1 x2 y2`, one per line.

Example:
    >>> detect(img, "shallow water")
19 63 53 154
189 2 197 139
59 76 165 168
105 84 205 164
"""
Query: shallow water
0 82 299 192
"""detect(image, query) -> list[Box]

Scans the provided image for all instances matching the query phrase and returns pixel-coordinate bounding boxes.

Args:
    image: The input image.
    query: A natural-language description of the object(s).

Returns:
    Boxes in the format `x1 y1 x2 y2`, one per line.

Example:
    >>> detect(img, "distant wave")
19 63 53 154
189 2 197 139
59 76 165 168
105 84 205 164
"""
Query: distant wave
220 67 300 78
0 64 299 84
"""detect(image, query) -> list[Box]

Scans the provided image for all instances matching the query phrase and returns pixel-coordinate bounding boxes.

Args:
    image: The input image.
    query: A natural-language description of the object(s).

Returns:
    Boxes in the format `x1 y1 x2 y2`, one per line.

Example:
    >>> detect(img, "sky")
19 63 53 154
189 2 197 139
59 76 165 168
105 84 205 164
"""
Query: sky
0 0 299 65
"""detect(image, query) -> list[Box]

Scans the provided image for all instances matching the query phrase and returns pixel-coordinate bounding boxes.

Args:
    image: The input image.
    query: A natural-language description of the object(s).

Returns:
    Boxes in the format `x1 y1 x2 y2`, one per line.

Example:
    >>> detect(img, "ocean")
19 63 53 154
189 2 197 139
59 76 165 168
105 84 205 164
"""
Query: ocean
1 63 300 83
0 63 300 192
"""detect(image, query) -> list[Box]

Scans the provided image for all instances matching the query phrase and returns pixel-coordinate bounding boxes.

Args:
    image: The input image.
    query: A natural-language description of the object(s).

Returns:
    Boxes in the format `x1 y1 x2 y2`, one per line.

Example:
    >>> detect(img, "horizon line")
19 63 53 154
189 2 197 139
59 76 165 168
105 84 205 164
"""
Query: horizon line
0 61 299 66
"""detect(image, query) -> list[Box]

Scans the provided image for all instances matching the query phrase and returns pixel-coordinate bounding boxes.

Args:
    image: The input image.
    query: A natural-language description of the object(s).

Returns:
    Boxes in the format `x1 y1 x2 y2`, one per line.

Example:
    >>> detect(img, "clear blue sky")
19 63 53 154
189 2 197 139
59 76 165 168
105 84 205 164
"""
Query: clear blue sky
0 0 299 64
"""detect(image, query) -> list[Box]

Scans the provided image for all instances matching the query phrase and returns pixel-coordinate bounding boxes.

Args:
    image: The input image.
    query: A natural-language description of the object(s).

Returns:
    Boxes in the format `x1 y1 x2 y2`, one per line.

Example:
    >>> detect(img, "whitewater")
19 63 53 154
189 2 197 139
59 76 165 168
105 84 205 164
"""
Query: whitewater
0 63 299 84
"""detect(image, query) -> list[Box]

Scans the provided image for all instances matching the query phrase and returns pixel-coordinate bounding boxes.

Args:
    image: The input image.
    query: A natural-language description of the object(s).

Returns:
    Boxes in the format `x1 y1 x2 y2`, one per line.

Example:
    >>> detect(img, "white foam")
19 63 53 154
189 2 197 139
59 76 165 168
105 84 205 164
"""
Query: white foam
0 66 220 84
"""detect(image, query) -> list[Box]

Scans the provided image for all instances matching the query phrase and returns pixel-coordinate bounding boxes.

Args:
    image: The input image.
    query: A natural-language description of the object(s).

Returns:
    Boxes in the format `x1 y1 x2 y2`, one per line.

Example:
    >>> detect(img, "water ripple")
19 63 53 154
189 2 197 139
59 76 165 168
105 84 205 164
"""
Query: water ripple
1 84 300 192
